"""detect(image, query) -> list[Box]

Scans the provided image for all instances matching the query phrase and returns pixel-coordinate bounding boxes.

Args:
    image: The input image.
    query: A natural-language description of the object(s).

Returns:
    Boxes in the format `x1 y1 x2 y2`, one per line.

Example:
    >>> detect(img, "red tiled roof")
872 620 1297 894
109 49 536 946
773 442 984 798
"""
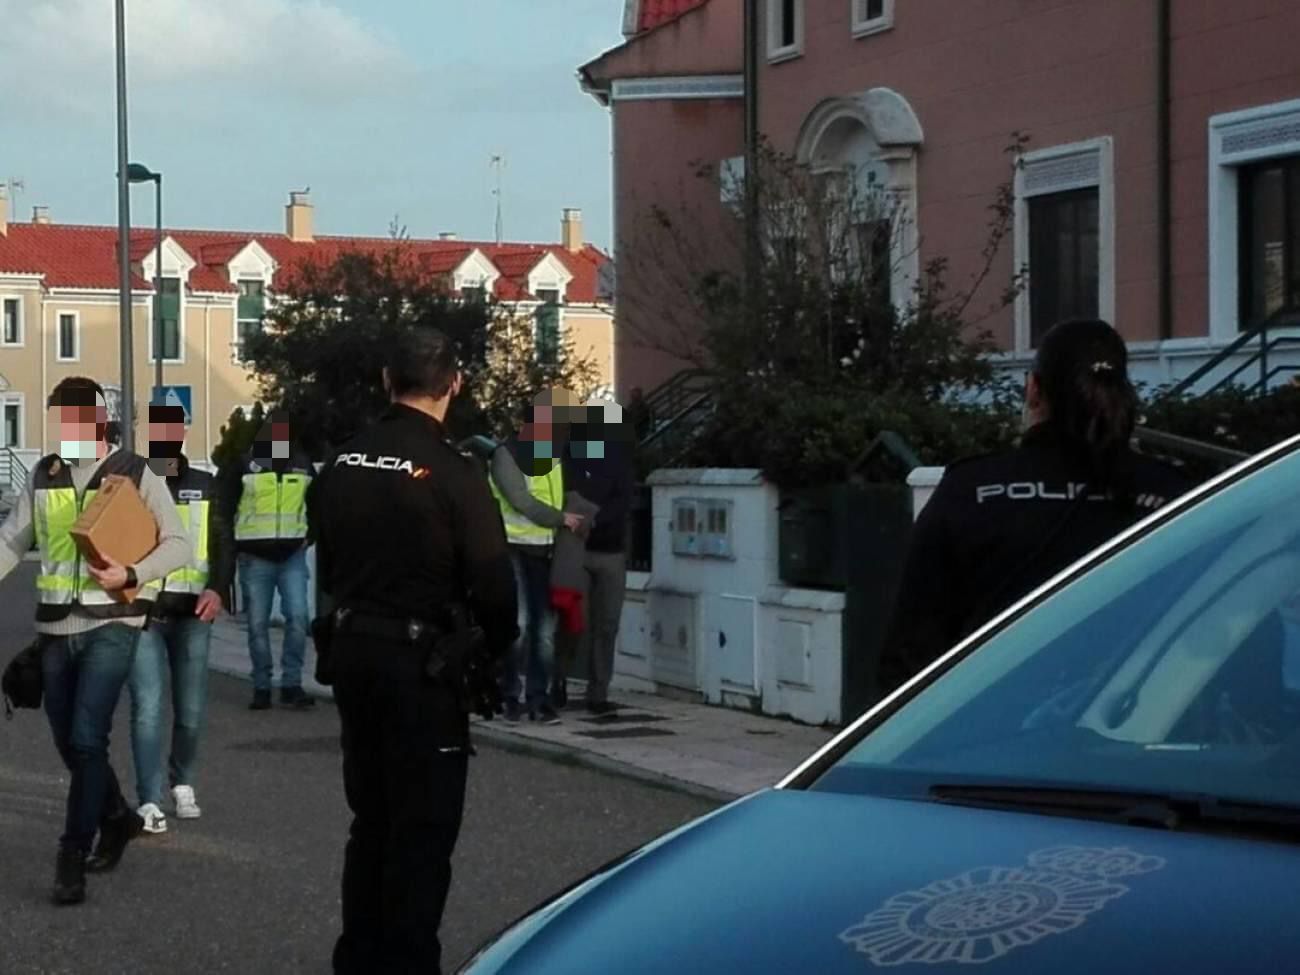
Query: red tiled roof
636 0 708 32
0 223 610 304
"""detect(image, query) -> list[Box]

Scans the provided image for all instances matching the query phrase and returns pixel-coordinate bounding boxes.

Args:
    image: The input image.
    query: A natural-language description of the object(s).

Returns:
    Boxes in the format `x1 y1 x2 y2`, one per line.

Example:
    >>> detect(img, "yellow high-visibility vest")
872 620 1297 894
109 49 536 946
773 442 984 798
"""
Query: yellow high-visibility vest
490 458 564 546
31 451 160 621
234 465 310 543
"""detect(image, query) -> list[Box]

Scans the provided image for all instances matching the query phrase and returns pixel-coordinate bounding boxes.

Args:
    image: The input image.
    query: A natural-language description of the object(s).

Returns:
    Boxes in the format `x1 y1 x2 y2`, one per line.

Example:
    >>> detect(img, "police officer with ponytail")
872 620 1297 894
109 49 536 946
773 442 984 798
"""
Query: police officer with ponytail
880 319 1193 694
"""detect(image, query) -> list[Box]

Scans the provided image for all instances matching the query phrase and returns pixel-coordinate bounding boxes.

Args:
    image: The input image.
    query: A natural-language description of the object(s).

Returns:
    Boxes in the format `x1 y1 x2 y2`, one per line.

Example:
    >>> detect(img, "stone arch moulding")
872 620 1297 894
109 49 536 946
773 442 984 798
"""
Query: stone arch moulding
795 87 924 165
795 87 924 310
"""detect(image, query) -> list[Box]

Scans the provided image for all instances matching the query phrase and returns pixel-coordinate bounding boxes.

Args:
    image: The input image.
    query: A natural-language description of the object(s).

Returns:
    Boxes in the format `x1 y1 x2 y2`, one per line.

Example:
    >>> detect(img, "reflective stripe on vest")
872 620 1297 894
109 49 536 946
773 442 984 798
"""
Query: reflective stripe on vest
34 485 161 607
161 499 210 595
234 471 309 542
490 462 564 546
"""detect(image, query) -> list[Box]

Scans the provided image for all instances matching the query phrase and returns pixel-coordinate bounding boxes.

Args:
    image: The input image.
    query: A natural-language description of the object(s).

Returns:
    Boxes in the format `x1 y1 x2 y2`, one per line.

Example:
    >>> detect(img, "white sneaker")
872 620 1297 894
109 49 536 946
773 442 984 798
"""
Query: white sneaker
172 785 201 820
138 803 168 835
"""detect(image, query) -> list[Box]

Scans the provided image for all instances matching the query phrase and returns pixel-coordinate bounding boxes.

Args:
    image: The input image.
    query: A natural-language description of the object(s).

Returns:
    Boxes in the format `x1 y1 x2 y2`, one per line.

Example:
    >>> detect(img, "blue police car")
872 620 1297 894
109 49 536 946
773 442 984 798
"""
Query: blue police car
460 435 1300 974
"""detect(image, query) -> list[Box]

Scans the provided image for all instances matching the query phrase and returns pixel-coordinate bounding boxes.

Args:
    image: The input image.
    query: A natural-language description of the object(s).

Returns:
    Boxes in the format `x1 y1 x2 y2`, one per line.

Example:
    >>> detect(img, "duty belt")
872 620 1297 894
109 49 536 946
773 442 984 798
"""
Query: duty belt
333 608 444 646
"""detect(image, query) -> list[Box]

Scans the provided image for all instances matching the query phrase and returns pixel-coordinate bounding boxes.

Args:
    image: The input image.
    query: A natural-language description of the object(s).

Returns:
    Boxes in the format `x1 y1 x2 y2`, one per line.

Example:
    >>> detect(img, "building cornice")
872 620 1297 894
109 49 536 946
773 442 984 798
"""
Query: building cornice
610 74 743 102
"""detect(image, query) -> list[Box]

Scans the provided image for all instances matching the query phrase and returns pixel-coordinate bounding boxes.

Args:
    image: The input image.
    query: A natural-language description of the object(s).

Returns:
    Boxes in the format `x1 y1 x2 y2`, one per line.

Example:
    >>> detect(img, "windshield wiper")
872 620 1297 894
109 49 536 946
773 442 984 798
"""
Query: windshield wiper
929 783 1300 839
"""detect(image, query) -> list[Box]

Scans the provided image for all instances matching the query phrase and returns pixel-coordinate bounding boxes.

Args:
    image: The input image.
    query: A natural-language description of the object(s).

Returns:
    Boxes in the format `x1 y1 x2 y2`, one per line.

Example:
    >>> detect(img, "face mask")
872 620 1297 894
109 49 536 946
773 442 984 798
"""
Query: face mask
60 439 98 464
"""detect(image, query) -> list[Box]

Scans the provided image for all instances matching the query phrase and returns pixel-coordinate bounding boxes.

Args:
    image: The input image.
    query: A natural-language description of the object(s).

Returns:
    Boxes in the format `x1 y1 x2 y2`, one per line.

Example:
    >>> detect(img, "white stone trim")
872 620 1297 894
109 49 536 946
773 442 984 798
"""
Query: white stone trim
1209 98 1300 340
225 240 278 287
527 252 575 301
1 293 24 347
140 236 197 286
1013 137 1115 352
609 75 744 102
767 0 805 62
452 249 502 295
851 0 895 38
54 309 80 363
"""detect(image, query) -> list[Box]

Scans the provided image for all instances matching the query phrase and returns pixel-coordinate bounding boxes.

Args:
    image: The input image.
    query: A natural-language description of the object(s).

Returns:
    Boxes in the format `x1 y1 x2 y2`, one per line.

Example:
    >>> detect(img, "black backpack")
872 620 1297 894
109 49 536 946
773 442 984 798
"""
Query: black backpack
2 639 45 718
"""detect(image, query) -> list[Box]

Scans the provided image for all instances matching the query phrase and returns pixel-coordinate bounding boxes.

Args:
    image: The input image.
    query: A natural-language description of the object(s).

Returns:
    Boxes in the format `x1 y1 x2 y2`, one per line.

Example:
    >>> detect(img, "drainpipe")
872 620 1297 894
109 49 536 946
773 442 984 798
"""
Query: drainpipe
743 0 761 313
204 300 212 465
40 300 47 454
1156 0 1172 342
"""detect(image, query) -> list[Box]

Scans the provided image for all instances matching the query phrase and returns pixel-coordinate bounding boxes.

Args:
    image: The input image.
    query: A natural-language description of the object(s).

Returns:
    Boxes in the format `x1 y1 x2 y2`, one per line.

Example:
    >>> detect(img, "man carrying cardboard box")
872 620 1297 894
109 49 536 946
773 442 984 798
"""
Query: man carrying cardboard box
0 377 189 906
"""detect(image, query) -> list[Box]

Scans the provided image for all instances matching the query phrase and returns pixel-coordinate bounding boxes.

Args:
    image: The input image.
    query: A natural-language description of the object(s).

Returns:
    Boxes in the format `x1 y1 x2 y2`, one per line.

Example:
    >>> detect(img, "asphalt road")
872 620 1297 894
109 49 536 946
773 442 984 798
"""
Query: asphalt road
0 563 720 973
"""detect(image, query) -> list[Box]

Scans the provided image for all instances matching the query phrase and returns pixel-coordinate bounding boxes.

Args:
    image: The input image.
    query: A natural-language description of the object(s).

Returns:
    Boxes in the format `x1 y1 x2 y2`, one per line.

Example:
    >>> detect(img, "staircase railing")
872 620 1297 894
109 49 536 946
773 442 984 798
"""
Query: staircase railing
1164 308 1300 399
640 369 713 438
0 446 29 493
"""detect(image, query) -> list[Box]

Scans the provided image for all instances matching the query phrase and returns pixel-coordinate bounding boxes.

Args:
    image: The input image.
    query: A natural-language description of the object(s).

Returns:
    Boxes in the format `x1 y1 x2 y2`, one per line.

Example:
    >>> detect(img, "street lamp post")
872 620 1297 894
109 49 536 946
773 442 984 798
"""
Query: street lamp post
128 164 163 409
114 0 135 450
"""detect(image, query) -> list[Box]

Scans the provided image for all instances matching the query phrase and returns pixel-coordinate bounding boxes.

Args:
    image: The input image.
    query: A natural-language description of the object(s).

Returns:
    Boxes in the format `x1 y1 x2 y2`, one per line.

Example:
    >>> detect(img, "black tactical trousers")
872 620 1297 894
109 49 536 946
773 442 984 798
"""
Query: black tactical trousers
331 633 470 975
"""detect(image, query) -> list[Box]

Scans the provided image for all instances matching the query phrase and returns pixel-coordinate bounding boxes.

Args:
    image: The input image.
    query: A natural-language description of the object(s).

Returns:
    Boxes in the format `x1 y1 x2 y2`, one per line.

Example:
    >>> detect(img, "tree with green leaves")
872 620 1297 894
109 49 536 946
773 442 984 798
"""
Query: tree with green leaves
211 402 266 470
236 246 598 458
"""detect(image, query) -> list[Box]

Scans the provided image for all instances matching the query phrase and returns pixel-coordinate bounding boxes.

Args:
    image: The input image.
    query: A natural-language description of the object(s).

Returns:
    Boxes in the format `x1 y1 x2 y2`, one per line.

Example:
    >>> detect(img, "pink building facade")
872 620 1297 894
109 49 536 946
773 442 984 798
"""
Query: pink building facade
583 0 1300 397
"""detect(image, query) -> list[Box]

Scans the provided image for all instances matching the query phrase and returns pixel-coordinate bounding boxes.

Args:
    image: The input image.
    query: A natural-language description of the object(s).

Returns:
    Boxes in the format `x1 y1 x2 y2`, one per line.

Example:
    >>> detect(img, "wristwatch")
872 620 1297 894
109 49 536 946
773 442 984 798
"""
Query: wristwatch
124 567 139 590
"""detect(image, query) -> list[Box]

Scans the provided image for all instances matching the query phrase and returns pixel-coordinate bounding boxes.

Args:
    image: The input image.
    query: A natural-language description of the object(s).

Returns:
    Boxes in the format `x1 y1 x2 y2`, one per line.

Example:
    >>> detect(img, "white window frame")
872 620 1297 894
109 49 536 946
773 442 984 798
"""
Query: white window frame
767 0 804 63
149 278 186 365
1 392 25 449
851 0 895 38
55 310 80 363
1013 137 1116 353
1 295 23 347
1209 97 1300 341
233 279 267 365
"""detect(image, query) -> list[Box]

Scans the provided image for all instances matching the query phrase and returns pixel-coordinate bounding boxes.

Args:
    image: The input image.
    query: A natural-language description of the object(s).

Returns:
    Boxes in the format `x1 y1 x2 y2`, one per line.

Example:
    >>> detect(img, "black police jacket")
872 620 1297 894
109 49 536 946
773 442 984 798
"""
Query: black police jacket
308 405 518 658
878 424 1194 695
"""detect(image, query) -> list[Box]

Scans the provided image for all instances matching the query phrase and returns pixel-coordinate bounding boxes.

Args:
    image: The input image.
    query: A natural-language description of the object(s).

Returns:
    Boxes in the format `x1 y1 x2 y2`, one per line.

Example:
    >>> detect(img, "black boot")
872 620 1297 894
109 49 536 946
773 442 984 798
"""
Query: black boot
280 686 317 710
85 808 144 873
249 689 272 711
52 848 86 906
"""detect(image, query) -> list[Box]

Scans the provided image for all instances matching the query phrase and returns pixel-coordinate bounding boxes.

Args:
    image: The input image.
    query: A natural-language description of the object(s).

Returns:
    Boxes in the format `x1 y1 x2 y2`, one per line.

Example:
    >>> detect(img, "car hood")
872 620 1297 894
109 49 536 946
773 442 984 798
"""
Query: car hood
463 788 1300 974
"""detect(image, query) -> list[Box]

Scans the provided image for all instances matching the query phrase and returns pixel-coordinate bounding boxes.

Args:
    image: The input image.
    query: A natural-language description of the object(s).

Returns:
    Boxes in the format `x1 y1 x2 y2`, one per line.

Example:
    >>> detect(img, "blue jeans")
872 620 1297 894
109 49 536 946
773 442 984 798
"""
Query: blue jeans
128 615 213 807
500 548 557 708
42 624 140 853
239 549 309 692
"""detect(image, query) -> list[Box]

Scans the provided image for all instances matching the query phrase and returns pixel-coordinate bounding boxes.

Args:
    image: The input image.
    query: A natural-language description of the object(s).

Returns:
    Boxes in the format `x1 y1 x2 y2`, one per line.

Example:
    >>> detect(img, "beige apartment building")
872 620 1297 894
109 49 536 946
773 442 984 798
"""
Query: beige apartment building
0 191 613 476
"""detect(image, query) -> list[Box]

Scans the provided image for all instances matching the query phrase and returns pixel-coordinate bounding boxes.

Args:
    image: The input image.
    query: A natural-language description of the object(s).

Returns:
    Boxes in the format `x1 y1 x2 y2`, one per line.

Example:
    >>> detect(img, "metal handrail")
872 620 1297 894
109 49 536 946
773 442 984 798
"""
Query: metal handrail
0 446 29 492
638 389 714 456
1165 308 1300 399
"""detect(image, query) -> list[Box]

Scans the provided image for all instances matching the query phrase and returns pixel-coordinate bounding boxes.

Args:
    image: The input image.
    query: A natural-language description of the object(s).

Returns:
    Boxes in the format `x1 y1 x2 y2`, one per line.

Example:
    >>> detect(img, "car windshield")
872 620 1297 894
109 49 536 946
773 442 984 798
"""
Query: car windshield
814 444 1300 811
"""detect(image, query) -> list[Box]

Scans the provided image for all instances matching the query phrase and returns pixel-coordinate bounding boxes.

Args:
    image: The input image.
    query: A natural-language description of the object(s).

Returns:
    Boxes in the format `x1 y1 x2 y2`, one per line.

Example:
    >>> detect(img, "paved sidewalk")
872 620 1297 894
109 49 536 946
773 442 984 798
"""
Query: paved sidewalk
207 616 836 800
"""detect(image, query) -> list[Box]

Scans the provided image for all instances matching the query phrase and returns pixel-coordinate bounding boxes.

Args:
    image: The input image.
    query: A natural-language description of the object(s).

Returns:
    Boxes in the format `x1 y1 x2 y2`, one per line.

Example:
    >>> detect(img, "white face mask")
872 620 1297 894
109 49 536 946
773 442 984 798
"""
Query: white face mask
60 439 99 464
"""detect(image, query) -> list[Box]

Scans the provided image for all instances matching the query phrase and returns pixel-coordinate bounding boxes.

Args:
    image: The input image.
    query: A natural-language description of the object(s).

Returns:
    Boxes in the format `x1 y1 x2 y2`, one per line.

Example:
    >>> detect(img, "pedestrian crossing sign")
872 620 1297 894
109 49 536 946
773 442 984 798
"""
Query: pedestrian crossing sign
151 385 193 425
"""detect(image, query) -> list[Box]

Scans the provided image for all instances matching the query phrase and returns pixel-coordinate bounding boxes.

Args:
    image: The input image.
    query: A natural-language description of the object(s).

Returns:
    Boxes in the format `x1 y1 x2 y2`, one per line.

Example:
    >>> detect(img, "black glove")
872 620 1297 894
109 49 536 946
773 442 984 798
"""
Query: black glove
311 616 336 687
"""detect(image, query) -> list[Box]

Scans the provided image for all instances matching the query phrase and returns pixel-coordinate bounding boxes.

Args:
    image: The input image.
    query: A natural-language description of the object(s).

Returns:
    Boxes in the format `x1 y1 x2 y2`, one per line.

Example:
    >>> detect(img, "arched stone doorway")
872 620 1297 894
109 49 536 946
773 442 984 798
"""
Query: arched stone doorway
795 88 923 308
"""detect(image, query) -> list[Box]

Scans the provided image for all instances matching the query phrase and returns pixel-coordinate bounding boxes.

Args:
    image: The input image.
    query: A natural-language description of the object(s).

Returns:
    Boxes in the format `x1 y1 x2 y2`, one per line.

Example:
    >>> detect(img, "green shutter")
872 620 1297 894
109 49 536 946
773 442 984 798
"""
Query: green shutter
535 302 560 365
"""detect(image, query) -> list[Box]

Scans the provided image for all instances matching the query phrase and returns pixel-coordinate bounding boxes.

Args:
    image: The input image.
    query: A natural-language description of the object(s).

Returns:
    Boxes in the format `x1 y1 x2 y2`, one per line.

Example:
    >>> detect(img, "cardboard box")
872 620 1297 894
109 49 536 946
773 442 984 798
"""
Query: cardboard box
70 475 159 603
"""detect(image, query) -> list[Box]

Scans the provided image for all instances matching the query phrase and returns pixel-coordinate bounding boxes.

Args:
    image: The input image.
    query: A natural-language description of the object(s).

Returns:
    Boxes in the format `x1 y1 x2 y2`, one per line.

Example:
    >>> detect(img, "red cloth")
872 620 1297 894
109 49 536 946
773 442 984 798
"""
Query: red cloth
551 587 585 635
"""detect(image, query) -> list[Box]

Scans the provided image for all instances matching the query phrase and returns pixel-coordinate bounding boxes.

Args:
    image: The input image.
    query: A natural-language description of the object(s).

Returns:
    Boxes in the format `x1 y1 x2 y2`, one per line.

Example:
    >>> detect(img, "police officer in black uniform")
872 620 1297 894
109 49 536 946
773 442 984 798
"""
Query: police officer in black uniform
880 319 1193 694
309 327 517 975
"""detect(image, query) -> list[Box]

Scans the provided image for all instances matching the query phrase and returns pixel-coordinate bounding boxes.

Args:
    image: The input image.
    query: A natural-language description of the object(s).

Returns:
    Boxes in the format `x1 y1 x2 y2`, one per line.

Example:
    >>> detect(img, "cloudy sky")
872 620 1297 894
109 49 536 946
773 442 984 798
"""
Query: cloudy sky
0 0 623 248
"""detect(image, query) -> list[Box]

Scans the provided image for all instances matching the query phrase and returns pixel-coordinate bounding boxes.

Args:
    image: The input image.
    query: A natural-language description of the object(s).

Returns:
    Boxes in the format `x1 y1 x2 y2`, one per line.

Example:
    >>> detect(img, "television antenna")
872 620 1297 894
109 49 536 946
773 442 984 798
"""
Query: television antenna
490 155 506 245
5 177 24 210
